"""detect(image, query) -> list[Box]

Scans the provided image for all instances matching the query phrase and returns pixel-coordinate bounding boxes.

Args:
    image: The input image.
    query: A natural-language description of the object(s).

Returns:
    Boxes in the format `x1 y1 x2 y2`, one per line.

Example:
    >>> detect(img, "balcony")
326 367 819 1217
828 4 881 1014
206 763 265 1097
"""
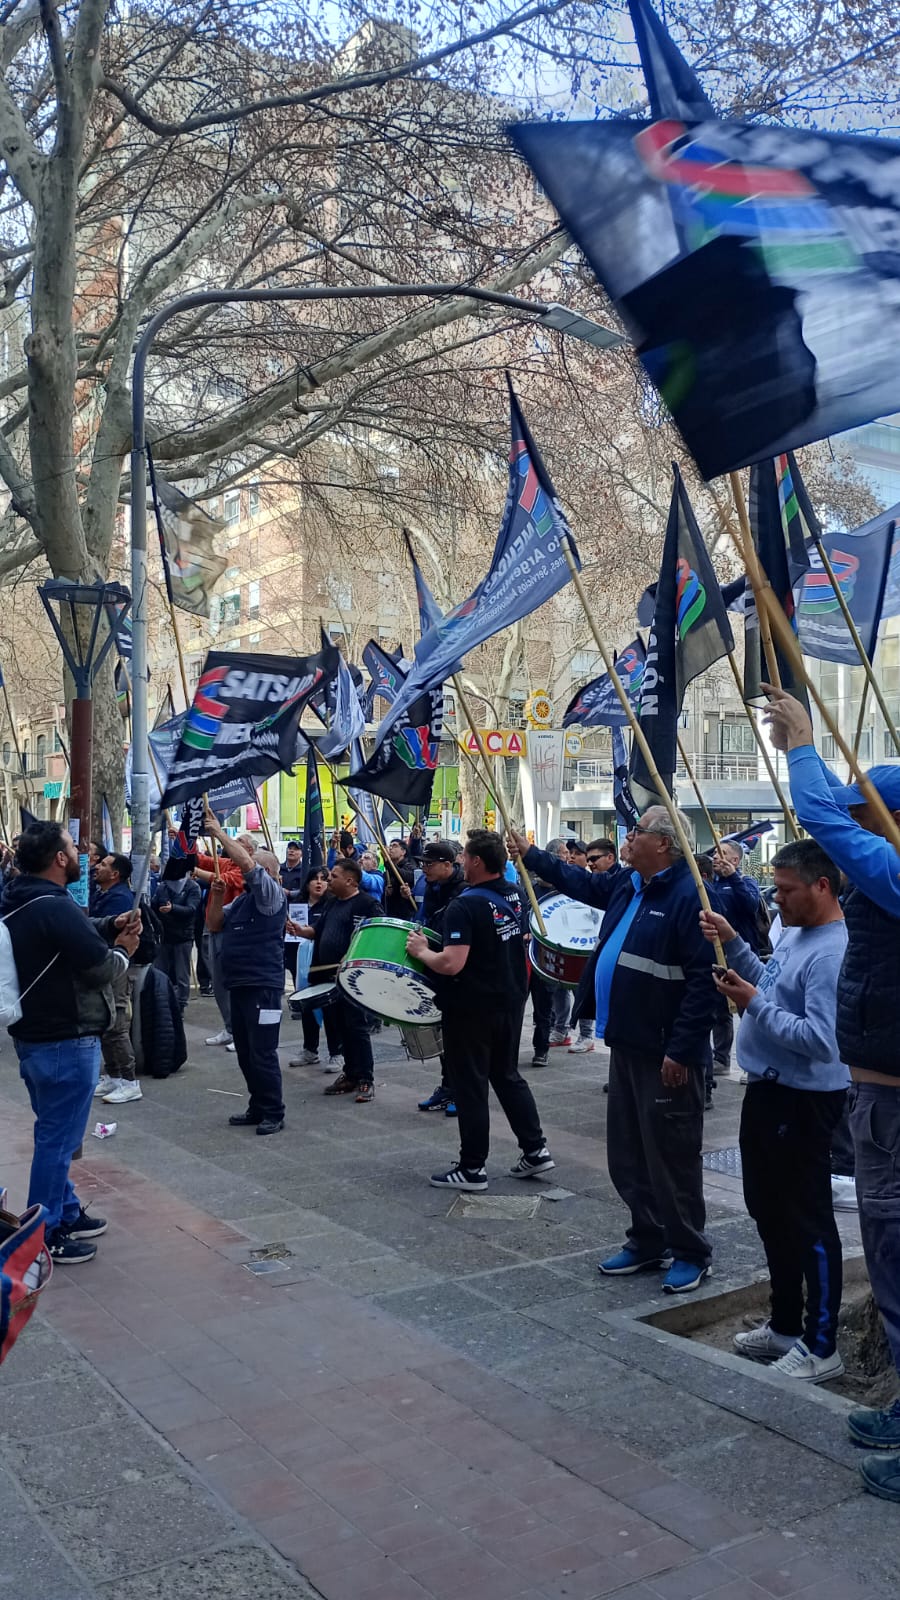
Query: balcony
677 754 759 783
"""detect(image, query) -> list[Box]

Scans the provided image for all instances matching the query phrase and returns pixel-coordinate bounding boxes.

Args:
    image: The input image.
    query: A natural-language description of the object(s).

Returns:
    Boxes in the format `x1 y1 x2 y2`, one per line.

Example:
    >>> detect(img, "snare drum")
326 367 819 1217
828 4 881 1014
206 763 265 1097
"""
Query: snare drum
338 918 441 1025
529 893 603 988
288 982 337 1021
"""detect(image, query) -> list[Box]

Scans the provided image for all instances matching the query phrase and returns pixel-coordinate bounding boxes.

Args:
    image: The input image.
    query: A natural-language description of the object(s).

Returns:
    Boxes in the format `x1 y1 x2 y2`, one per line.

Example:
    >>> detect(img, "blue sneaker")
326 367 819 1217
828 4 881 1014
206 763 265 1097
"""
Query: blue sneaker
662 1260 711 1294
860 1452 900 1502
598 1247 672 1276
444 1100 457 1117
848 1397 900 1449
418 1085 450 1112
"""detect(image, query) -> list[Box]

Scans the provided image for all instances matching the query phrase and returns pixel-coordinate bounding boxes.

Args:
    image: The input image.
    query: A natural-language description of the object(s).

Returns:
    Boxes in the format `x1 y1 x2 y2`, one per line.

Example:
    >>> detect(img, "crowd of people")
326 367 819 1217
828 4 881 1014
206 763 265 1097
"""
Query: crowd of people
3 685 900 1501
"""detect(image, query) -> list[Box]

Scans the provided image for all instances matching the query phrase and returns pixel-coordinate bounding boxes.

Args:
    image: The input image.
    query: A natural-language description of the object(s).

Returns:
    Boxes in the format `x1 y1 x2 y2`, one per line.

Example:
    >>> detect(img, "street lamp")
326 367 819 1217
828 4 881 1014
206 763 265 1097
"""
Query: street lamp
129 281 624 883
38 578 131 903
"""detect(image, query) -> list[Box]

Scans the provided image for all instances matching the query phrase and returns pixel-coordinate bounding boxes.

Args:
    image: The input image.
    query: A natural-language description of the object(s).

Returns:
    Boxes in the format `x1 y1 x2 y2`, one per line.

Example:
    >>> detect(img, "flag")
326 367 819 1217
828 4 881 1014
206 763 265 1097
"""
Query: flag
638 573 746 627
362 639 408 717
159 645 339 808
152 687 177 731
306 640 366 758
346 681 444 810
172 796 205 856
403 530 443 637
377 378 579 742
612 727 641 831
720 819 774 852
115 661 131 720
632 466 734 793
20 806 39 831
796 518 895 666
563 639 645 728
101 796 115 853
301 745 324 878
745 457 811 704
510 104 900 479
148 454 228 618
627 0 714 121
347 738 379 849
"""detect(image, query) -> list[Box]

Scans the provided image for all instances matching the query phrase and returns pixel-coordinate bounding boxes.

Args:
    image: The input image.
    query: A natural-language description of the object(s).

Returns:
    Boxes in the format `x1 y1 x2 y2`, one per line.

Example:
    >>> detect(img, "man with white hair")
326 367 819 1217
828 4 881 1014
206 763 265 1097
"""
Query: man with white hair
511 805 717 1293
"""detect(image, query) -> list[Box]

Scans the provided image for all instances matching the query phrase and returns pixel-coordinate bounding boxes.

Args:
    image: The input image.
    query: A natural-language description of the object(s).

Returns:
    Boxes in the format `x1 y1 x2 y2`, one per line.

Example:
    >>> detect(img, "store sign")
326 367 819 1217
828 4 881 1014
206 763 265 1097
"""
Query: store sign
460 729 527 757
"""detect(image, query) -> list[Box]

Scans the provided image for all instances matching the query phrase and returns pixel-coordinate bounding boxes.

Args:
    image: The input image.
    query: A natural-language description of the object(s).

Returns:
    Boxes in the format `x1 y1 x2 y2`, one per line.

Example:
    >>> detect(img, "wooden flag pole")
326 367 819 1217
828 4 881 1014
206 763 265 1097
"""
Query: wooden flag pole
675 733 722 851
724 651 800 840
318 750 407 893
718 506 900 860
727 473 783 690
558 537 725 961
452 674 547 936
811 534 900 757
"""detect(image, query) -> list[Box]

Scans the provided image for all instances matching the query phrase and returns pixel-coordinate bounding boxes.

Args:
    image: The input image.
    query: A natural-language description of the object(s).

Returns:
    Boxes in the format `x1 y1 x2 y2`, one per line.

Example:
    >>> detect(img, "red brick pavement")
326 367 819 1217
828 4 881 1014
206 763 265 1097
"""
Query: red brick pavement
1 1102 869 1600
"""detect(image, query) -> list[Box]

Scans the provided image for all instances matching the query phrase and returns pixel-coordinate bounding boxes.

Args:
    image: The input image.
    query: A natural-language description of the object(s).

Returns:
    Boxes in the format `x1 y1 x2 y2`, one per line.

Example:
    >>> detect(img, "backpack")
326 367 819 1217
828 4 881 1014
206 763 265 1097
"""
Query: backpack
0 1204 52 1365
0 896 61 1028
133 896 162 967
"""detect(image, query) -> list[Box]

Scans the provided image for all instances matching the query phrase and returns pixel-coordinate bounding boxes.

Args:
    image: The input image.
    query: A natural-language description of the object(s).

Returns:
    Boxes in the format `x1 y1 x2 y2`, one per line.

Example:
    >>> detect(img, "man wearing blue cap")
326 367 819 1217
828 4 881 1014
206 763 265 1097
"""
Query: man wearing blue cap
765 684 900 1504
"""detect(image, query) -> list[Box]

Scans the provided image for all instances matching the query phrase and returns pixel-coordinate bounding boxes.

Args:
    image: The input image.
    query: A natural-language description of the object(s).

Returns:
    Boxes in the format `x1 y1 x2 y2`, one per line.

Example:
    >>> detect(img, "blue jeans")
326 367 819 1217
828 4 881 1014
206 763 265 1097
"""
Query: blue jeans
15 1036 101 1235
850 1082 900 1375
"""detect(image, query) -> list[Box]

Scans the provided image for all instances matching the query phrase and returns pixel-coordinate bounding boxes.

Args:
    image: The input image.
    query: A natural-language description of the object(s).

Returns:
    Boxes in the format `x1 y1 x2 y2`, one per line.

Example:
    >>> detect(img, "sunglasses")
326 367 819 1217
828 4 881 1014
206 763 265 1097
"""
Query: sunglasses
625 823 654 838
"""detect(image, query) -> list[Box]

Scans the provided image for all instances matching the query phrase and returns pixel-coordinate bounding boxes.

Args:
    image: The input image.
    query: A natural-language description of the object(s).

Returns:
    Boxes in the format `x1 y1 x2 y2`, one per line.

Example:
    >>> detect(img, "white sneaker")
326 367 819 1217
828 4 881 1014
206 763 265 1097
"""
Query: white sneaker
288 1049 319 1068
733 1321 797 1363
568 1039 594 1054
738 1070 749 1085
226 1042 236 1053
93 1074 116 1098
324 1054 343 1074
548 1031 570 1047
831 1175 858 1212
102 1080 143 1104
771 1340 844 1383
205 1030 233 1047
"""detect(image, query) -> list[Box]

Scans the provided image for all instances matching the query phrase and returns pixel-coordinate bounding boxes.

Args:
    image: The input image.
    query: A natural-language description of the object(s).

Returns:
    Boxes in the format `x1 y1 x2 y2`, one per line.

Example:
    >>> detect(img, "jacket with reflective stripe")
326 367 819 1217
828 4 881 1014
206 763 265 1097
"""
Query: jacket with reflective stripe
523 849 716 1068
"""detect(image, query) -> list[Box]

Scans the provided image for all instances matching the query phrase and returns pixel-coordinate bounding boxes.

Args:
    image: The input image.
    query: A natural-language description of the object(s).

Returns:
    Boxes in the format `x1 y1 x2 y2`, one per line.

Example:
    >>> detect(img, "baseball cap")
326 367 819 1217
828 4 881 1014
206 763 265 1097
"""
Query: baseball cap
423 841 455 864
285 838 302 849
824 765 900 810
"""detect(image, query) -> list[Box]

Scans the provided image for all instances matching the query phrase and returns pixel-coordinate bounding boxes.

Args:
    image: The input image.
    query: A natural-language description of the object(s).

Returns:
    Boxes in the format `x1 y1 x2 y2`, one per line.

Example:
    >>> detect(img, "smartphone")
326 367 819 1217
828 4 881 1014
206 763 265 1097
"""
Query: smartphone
711 964 728 980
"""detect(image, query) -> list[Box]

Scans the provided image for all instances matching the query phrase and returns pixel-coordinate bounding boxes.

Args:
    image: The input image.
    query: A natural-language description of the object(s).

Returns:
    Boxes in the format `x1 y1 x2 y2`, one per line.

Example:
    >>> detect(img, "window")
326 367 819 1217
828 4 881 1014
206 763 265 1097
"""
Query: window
326 622 346 643
719 719 755 755
571 649 603 680
1 742 9 766
886 729 899 758
858 728 873 762
377 572 398 616
22 739 29 772
35 734 46 774
248 579 260 621
248 483 260 518
819 663 839 703
249 630 261 644
326 576 352 610
223 491 241 526
822 734 837 759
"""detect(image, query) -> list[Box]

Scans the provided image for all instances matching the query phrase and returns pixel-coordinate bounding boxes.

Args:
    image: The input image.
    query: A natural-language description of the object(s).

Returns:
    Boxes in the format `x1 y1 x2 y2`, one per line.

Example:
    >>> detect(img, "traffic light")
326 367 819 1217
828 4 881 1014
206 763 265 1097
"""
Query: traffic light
485 808 496 830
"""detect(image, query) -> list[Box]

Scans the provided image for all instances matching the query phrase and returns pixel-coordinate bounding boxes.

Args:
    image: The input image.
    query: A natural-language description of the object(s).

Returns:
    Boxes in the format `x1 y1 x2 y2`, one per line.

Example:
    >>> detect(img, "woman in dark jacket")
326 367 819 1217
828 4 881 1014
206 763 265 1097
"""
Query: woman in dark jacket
152 856 201 1012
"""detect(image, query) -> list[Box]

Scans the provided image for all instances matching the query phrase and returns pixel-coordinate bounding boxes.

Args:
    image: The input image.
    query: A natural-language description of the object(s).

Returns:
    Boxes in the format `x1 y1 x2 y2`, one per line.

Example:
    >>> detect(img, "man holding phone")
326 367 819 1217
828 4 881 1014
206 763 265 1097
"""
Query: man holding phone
700 838 848 1383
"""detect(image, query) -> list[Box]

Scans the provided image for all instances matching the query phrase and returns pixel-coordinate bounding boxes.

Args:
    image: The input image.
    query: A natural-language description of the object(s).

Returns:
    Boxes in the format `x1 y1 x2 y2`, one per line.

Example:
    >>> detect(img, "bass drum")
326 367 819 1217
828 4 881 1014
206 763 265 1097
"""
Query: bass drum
529 893 603 988
338 917 441 1025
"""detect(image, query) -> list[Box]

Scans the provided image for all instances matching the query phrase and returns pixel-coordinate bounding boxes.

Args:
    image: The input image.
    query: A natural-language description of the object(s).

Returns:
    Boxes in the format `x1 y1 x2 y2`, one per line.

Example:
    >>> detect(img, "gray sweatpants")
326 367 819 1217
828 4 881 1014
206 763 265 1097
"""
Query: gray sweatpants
850 1083 900 1374
207 929 232 1031
607 1046 711 1268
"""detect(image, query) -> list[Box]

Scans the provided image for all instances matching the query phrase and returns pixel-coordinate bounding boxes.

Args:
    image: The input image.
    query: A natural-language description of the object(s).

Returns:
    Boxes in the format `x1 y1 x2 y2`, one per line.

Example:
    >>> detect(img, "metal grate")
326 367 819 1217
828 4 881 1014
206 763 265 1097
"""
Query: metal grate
702 1145 743 1177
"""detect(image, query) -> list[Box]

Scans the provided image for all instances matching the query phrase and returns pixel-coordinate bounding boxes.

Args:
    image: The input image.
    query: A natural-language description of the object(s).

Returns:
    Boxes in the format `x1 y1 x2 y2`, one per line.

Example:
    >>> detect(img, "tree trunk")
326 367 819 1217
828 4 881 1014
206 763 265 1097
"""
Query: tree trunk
89 661 127 846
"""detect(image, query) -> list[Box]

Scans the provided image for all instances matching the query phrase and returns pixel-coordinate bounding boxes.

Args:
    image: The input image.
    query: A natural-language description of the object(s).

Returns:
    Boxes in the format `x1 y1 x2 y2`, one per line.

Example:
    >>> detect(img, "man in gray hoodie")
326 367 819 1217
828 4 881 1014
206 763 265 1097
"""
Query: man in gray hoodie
700 838 848 1385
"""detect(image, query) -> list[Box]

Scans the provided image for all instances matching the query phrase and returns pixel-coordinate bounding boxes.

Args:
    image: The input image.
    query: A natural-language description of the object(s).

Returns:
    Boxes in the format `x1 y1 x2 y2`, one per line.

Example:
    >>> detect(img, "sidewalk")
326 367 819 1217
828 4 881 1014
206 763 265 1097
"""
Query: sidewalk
0 1004 889 1598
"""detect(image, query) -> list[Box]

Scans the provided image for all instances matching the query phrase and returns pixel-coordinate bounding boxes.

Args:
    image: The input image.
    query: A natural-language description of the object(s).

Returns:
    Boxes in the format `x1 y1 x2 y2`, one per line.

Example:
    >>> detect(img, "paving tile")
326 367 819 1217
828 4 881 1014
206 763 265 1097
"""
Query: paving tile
3 1419 173 1506
647 1557 737 1599
52 1473 237 1580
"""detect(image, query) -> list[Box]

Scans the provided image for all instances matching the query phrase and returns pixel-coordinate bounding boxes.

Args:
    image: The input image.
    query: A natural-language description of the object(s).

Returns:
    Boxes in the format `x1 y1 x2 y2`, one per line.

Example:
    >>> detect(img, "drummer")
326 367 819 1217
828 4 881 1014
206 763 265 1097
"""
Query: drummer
412 841 466 1117
301 858 381 1104
288 868 336 1070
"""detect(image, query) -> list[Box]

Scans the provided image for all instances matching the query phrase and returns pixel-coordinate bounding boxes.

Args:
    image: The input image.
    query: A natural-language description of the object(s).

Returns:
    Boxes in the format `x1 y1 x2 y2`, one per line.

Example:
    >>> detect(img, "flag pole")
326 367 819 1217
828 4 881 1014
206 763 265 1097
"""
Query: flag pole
559 536 726 962
726 473 783 690
675 733 722 851
319 750 407 893
724 651 800 840
718 505 900 859
452 674 547 937
810 533 900 757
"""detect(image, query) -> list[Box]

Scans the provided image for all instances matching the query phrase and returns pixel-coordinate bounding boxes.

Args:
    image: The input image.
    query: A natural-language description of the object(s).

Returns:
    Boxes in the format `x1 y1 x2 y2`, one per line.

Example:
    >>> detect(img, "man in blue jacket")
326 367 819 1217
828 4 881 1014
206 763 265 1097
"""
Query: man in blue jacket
512 805 716 1293
205 813 287 1135
765 685 900 1502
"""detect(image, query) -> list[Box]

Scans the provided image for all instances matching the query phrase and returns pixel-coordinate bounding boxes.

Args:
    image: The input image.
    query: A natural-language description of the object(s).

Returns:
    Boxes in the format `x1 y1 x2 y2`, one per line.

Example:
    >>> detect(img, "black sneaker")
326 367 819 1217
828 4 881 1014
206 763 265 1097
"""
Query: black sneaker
229 1111 262 1126
256 1118 284 1136
429 1164 488 1191
60 1206 108 1241
509 1147 555 1178
47 1234 98 1265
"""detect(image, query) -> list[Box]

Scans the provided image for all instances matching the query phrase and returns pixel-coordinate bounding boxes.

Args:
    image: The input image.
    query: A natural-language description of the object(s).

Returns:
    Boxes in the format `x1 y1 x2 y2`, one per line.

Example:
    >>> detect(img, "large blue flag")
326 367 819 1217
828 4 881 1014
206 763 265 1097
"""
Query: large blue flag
511 101 900 478
347 738 380 849
377 378 579 741
301 745 324 879
796 517 895 666
362 639 407 719
612 727 640 831
563 639 645 728
627 0 714 121
403 530 443 636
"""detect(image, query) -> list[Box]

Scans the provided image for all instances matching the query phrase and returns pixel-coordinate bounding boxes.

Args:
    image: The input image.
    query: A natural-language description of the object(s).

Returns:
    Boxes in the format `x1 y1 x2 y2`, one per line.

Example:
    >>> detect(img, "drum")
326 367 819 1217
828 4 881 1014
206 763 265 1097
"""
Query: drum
398 1023 444 1062
338 918 441 1024
529 893 603 988
288 982 337 1021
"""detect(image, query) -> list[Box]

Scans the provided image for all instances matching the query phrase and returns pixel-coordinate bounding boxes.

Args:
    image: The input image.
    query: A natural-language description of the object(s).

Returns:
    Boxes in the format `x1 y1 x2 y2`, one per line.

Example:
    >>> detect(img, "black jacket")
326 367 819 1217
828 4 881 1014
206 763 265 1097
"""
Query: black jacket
134 966 186 1079
523 847 715 1069
420 862 465 936
3 875 128 1043
152 876 201 944
384 859 417 921
836 885 900 1076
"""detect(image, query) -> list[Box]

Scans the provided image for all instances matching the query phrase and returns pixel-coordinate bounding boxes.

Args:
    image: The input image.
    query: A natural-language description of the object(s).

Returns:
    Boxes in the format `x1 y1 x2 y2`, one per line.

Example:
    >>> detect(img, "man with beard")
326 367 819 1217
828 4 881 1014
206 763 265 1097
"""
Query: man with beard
4 823 141 1263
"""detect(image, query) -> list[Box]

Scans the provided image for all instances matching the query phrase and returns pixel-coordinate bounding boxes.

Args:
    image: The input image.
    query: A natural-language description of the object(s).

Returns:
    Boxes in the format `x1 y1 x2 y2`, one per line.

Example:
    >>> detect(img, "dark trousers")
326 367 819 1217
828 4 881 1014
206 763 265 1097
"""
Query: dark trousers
607 1047 710 1268
195 935 211 992
284 942 299 986
530 971 554 1056
712 994 733 1070
337 996 373 1085
850 1083 900 1374
155 943 192 1012
741 1080 845 1357
229 985 284 1122
442 1004 543 1171
830 1091 855 1177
